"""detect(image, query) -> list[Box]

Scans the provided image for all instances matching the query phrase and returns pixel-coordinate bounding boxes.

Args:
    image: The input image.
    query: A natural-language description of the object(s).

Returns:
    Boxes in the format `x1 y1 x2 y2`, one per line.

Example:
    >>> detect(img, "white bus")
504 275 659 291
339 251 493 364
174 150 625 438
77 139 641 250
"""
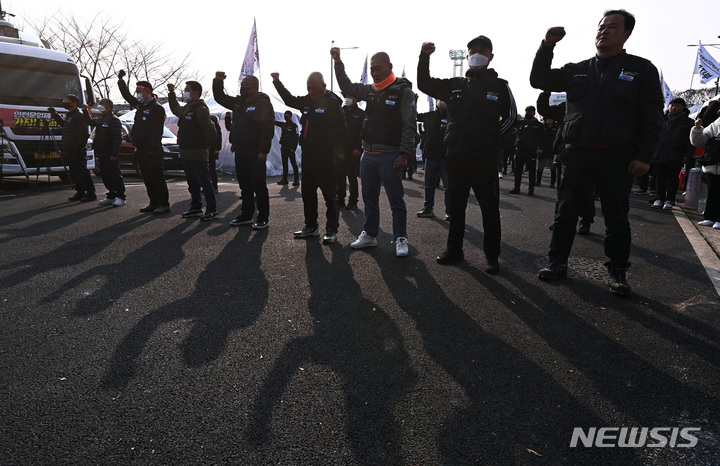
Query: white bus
0 11 95 181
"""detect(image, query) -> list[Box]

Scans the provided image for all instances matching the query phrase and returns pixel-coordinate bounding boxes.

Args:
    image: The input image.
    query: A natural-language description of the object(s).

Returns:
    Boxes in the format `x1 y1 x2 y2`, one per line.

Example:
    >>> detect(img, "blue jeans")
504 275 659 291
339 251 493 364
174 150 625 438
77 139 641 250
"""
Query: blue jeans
423 158 450 215
360 152 407 239
183 159 216 212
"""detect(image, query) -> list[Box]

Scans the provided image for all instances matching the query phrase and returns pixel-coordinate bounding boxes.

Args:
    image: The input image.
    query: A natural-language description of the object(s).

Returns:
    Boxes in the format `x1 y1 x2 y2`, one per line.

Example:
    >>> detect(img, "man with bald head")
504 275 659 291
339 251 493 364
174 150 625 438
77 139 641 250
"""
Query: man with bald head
331 48 417 257
272 71 346 243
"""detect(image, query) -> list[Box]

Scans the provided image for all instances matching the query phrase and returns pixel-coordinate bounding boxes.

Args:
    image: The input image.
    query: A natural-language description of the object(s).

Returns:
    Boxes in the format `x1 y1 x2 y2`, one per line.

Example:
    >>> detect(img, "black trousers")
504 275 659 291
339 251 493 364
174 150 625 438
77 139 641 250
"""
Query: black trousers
136 147 169 208
65 148 95 194
280 146 299 180
549 146 634 268
653 160 683 204
97 152 125 199
336 152 359 204
446 157 501 259
704 172 720 222
235 153 269 222
302 156 339 233
514 149 536 191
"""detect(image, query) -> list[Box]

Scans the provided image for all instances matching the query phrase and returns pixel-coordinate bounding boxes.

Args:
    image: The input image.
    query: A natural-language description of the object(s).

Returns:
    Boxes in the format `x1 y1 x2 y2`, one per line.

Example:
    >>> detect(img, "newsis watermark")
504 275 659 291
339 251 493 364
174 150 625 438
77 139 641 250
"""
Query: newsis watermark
570 427 700 448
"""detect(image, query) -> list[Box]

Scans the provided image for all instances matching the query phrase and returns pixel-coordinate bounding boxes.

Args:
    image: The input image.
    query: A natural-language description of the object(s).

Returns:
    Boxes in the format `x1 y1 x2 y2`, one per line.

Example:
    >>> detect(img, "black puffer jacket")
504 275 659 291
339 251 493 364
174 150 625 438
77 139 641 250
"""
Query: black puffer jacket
652 108 695 164
213 79 274 157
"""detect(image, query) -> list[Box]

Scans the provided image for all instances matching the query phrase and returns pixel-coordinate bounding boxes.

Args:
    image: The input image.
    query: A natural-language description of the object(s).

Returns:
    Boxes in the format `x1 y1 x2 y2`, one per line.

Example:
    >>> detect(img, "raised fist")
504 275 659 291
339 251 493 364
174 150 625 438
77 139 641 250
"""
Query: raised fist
421 42 436 55
167 83 175 93
330 47 341 62
545 27 566 45
215 71 227 80
117 69 126 79
270 72 279 80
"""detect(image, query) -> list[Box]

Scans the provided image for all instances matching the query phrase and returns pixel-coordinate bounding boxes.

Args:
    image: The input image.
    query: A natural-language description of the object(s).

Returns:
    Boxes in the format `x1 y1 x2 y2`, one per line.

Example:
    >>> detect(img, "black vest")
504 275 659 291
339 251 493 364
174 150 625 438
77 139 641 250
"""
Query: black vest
362 80 409 147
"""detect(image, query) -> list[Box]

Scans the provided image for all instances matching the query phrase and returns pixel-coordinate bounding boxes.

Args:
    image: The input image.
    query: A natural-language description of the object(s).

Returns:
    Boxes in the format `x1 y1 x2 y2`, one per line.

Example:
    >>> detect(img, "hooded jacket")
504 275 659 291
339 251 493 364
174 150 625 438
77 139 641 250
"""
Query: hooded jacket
652 108 694 164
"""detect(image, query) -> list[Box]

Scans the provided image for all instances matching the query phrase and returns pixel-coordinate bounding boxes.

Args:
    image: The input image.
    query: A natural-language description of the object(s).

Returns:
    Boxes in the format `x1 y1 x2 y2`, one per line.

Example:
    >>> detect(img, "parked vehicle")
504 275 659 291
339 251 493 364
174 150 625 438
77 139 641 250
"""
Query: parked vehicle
0 8 95 181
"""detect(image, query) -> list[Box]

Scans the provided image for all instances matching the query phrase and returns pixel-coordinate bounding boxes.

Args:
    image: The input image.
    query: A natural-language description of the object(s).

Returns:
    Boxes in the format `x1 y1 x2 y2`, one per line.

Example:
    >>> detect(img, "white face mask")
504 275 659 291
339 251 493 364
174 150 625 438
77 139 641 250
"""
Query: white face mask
343 97 354 107
468 53 489 69
135 92 146 102
95 105 106 113
182 91 191 101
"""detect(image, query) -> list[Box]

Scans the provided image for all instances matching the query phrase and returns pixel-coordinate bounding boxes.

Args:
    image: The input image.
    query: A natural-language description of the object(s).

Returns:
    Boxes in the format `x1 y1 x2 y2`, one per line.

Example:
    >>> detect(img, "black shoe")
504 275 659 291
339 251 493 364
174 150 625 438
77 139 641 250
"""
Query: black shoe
292 179 300 186
606 264 632 296
182 208 204 218
200 210 218 221
485 258 500 274
252 220 269 230
68 192 84 201
140 205 158 213
79 193 97 202
536 181 542 187
527 190 535 196
578 223 591 235
538 263 568 280
152 205 171 214
436 249 464 265
230 214 254 226
277 178 288 185
509 188 520 194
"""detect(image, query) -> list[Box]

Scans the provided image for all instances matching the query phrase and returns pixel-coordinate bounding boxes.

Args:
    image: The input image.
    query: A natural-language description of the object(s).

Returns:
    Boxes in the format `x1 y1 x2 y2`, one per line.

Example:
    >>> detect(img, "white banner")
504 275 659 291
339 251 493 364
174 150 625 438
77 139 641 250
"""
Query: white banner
240 19 259 79
660 71 673 110
696 41 720 84
360 54 368 84
427 95 435 112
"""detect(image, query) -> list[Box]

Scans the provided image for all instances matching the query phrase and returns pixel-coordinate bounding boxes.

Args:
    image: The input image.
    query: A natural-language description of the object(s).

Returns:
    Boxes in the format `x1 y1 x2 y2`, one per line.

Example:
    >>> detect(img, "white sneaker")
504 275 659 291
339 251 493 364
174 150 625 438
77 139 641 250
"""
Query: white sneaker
663 201 673 210
498 172 503 178
98 198 115 206
113 198 125 207
714 222 720 230
651 200 663 208
699 220 715 226
395 237 409 257
351 231 377 249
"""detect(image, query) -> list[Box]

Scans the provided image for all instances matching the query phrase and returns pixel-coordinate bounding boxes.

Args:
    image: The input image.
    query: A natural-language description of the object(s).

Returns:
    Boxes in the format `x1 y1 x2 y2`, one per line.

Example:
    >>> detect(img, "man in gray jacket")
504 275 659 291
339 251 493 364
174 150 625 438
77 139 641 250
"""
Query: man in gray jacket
168 81 217 221
330 48 417 257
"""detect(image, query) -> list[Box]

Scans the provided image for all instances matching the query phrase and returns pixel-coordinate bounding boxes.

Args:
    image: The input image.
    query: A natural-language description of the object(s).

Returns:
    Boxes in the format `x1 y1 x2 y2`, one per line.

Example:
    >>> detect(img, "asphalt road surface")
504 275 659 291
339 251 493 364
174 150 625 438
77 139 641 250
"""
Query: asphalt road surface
1 170 719 465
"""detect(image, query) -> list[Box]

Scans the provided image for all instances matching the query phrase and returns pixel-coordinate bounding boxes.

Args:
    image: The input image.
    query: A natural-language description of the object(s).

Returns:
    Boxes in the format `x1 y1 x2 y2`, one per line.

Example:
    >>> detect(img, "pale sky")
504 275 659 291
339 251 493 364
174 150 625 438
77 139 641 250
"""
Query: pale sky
6 0 720 112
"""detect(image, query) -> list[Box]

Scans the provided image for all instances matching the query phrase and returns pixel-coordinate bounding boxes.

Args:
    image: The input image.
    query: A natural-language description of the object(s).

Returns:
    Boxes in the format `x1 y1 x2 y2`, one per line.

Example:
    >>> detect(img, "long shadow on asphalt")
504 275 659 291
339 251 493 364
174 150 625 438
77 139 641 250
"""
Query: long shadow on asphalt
101 226 269 389
376 251 645 464
246 240 417 463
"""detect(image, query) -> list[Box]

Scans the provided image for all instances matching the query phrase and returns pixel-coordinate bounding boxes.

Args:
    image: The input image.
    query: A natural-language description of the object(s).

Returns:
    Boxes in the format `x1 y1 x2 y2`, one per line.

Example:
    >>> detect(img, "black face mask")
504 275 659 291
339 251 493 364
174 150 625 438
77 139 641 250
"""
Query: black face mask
240 86 252 97
62 102 72 109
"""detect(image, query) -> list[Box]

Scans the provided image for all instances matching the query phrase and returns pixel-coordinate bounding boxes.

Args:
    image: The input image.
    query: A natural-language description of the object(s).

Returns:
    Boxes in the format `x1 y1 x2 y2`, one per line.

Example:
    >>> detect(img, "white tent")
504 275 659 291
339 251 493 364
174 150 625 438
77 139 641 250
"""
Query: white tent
119 94 302 177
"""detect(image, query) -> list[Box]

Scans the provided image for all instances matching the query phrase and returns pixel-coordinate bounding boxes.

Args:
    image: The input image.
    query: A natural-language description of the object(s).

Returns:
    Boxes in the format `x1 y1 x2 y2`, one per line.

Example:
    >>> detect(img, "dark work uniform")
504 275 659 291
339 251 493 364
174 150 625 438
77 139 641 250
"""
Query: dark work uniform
652 108 695 204
537 120 558 186
274 119 300 183
83 108 124 199
51 108 94 196
418 52 517 260
213 79 274 224
209 115 222 190
530 42 664 270
273 79 346 234
513 116 544 193
118 79 169 209
338 104 365 206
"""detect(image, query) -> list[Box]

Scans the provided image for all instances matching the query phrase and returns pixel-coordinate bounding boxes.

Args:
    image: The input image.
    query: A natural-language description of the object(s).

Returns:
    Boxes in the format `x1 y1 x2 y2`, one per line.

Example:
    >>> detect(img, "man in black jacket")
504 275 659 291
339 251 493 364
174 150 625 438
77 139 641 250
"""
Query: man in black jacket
274 111 300 186
416 100 450 220
418 36 517 273
338 94 364 210
651 98 695 210
118 72 170 214
213 72 274 229
509 105 544 195
82 99 124 206
531 9 664 295
49 94 95 202
272 71 346 243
